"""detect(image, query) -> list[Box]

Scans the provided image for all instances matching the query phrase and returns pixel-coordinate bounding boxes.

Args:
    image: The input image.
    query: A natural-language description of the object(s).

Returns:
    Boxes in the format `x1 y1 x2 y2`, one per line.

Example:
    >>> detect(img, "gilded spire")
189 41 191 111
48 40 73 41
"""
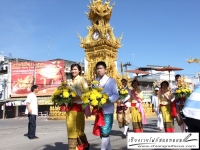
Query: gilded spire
187 58 200 64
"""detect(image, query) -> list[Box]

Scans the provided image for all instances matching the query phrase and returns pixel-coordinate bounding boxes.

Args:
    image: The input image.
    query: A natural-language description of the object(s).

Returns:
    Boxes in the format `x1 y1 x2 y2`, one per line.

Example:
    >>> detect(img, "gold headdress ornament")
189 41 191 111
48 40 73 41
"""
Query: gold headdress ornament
133 77 138 81
153 80 164 88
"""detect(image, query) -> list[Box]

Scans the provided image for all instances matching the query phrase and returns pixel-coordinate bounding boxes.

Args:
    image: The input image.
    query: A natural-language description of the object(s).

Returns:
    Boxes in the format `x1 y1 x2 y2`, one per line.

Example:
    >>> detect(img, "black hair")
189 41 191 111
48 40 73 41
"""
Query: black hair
131 79 139 87
161 81 169 88
31 85 38 92
71 64 82 75
95 61 107 69
175 74 181 78
121 79 127 82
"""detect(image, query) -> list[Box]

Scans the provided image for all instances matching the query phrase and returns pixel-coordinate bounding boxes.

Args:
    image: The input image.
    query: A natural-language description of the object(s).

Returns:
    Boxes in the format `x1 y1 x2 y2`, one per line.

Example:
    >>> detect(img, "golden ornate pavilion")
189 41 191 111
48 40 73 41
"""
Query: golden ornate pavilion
77 0 123 86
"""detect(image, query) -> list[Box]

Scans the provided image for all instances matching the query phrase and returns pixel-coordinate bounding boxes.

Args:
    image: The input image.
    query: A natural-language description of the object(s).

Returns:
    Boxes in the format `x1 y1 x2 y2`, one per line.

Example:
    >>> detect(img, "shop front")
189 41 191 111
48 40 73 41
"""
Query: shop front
5 97 53 118
37 97 53 116
5 99 26 118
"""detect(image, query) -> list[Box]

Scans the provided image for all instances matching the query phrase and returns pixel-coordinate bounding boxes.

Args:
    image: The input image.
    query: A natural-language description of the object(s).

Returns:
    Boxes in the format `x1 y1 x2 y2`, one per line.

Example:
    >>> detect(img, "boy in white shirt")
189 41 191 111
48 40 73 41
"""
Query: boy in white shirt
25 85 38 139
95 61 119 150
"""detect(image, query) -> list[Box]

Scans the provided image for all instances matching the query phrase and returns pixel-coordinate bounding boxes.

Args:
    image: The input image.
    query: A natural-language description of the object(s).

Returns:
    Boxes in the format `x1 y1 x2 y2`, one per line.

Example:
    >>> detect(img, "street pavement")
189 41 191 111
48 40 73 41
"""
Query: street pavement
0 116 185 150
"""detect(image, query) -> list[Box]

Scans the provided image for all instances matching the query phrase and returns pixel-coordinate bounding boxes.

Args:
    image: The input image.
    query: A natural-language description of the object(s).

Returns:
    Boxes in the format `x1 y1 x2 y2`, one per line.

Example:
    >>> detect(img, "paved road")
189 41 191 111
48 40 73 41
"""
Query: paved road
0 116 184 150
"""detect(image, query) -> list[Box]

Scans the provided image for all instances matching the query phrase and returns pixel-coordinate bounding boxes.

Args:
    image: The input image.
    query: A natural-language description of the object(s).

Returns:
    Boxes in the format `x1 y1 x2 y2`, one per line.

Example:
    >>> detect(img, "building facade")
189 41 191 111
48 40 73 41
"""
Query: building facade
2 58 77 119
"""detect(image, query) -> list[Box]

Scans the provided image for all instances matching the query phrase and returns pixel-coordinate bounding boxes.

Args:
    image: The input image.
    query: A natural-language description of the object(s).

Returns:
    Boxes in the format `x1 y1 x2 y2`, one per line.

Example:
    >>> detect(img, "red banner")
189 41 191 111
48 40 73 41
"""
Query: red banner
11 60 65 97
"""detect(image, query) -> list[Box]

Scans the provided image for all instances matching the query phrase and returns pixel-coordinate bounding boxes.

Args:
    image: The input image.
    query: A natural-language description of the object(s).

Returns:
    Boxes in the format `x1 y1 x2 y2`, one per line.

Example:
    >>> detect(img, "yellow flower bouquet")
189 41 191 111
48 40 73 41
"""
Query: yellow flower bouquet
118 87 129 100
81 80 110 110
174 76 192 105
52 81 77 111
175 88 192 99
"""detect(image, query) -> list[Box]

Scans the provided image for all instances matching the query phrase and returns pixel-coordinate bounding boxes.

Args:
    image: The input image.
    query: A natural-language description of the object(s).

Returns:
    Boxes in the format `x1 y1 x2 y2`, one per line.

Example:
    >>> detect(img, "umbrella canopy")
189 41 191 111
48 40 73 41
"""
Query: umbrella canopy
125 69 150 76
156 65 183 81
156 65 183 72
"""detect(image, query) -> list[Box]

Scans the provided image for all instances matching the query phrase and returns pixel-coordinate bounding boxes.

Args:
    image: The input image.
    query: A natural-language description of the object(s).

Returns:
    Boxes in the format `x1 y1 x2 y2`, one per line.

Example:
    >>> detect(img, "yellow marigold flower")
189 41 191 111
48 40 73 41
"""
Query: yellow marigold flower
81 94 86 100
63 88 68 92
96 92 102 98
85 92 91 97
120 90 126 95
181 89 185 93
91 99 98 106
63 91 69 98
103 94 109 99
71 91 76 97
100 98 107 105
54 89 60 95
82 97 89 104
90 93 97 101
175 90 179 94
125 90 129 94
92 89 98 93
92 80 99 85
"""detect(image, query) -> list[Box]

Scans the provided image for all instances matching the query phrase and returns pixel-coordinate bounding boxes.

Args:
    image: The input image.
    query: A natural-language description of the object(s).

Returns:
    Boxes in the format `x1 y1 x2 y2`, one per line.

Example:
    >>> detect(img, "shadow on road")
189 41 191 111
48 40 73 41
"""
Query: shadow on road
144 122 159 131
42 142 68 150
110 129 124 137
42 142 127 150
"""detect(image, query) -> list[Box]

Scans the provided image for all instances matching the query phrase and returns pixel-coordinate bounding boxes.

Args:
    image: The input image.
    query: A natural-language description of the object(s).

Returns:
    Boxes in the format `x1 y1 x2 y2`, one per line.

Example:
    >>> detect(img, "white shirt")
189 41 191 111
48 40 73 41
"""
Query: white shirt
152 95 159 112
97 74 119 114
25 92 38 115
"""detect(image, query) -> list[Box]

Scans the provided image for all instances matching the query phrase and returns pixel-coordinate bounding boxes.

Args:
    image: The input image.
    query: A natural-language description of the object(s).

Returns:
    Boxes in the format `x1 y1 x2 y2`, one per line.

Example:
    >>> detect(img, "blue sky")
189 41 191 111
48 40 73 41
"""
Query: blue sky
0 0 200 76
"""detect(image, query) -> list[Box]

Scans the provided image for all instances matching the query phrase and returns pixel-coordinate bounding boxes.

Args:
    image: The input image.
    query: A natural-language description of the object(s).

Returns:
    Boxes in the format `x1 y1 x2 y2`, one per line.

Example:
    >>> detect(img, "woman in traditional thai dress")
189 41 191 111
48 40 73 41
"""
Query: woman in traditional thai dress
158 81 174 133
66 64 90 150
130 79 146 132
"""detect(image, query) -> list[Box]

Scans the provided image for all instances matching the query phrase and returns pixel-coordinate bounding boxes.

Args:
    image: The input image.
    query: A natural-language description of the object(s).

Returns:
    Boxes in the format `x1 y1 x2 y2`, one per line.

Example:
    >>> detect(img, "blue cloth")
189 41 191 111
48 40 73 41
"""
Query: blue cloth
96 75 119 114
100 114 113 137
183 83 200 120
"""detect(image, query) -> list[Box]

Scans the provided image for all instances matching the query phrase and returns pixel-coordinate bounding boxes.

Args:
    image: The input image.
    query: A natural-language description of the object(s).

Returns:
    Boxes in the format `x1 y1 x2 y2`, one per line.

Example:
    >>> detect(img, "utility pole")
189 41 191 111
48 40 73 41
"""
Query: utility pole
123 62 131 71
2 79 6 119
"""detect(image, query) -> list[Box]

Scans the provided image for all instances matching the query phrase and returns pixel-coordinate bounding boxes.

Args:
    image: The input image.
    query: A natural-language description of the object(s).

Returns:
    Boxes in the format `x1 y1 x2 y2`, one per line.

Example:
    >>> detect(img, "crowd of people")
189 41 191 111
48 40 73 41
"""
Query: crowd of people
24 61 200 150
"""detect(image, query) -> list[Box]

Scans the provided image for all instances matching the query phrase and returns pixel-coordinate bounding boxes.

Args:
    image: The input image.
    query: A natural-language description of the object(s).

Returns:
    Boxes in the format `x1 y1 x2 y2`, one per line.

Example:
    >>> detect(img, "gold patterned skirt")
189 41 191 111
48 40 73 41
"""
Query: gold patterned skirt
66 103 88 150
160 104 174 132
117 106 131 128
130 103 143 132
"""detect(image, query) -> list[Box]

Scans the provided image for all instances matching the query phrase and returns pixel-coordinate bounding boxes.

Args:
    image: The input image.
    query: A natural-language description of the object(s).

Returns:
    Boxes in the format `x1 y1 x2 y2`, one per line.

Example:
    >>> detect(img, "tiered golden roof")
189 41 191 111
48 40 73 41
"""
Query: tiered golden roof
78 0 124 86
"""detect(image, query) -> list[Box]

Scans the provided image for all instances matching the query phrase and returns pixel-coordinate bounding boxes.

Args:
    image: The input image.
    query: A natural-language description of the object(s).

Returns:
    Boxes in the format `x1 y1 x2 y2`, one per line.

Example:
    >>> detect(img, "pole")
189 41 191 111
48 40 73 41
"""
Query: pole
2 79 6 119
